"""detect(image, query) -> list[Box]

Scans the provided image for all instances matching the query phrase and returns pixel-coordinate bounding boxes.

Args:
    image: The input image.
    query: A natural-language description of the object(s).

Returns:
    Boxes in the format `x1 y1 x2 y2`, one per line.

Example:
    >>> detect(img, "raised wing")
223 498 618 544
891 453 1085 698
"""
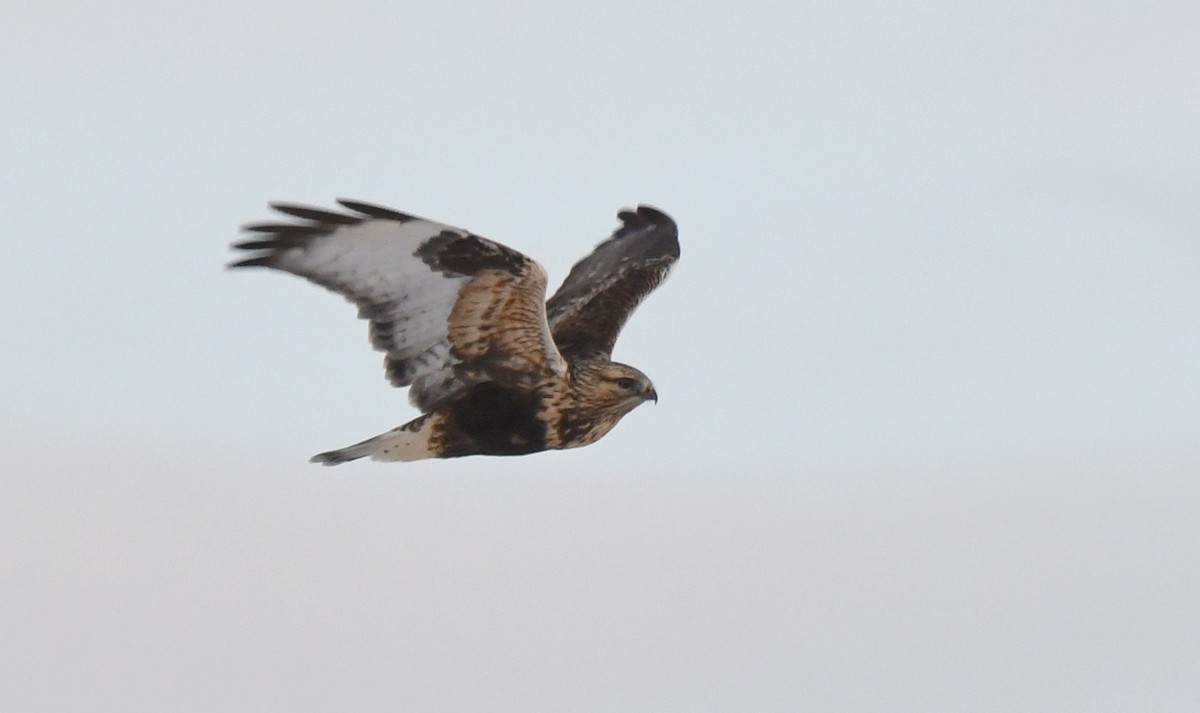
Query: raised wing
546 205 679 359
230 199 564 411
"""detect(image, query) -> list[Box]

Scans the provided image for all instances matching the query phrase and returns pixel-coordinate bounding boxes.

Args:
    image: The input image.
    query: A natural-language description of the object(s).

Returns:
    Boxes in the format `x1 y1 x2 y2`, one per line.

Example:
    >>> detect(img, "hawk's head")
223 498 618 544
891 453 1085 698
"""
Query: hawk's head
550 360 659 449
574 361 658 412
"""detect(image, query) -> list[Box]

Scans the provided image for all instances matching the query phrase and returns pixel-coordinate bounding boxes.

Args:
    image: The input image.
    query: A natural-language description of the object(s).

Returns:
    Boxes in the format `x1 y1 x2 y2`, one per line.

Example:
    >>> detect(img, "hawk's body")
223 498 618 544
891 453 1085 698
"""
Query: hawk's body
230 200 678 464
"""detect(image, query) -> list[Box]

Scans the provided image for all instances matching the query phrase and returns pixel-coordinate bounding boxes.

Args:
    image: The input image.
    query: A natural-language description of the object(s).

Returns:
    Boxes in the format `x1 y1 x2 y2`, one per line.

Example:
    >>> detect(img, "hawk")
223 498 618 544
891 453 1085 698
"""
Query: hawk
230 199 679 464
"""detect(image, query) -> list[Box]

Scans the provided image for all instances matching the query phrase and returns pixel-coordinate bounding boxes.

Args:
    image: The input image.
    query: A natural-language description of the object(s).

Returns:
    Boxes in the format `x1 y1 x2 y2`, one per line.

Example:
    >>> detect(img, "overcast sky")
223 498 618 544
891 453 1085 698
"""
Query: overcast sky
2 2 1197 711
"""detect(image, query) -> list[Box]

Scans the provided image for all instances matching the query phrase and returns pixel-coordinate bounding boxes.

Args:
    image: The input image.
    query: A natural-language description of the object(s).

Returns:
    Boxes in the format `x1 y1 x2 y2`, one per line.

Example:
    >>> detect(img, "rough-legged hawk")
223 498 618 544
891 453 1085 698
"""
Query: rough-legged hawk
230 200 679 464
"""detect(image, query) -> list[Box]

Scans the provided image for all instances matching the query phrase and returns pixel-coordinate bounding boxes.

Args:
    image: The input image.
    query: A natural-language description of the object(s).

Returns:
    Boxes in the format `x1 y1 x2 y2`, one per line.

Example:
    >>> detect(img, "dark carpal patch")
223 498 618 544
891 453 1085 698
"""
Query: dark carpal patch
416 230 530 277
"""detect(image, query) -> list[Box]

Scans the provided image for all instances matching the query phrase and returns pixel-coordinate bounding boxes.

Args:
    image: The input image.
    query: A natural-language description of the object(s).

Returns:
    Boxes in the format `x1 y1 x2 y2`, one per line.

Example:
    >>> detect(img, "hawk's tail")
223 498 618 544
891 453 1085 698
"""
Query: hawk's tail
310 413 438 465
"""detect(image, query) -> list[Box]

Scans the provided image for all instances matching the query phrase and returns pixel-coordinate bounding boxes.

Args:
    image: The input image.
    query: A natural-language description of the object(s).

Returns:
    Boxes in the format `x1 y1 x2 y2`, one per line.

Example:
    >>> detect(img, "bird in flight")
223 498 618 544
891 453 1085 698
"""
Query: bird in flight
230 199 679 464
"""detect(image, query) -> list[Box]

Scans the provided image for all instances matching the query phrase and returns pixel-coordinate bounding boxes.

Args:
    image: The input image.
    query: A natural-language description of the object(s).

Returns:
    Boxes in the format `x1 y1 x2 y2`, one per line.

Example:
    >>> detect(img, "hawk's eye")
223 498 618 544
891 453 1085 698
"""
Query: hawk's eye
615 377 637 390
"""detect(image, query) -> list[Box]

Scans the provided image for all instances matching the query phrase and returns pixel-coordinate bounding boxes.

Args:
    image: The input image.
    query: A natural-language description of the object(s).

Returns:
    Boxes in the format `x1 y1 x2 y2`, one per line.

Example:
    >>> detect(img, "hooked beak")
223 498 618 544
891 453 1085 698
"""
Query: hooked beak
644 385 658 404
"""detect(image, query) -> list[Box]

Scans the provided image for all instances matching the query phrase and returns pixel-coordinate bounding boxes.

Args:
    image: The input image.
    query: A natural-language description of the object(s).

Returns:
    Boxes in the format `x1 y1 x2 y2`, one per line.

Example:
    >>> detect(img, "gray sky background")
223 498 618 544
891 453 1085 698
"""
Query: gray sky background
2 2 1197 711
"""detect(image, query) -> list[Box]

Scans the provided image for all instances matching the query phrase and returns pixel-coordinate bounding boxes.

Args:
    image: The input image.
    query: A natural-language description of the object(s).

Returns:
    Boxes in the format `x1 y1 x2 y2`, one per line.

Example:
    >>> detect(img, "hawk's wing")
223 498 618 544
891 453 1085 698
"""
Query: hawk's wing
230 200 565 411
545 206 679 359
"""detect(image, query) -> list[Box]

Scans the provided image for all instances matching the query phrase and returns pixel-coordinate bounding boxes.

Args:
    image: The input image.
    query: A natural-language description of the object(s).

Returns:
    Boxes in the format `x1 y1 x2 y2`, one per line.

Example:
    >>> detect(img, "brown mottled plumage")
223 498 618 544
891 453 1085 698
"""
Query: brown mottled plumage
229 199 678 463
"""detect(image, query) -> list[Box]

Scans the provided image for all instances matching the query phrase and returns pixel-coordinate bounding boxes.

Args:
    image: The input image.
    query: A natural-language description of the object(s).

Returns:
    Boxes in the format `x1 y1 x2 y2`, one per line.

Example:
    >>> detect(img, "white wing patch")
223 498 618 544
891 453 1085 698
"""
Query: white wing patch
251 219 472 389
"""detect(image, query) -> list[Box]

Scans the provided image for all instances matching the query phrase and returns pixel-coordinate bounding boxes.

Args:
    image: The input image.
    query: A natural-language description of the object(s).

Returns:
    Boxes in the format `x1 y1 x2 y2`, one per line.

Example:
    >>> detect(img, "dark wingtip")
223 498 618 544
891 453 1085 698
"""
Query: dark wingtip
612 204 678 259
269 202 363 225
226 255 276 269
634 205 675 225
336 198 421 222
617 204 677 236
239 222 331 237
229 201 366 271
230 239 280 251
